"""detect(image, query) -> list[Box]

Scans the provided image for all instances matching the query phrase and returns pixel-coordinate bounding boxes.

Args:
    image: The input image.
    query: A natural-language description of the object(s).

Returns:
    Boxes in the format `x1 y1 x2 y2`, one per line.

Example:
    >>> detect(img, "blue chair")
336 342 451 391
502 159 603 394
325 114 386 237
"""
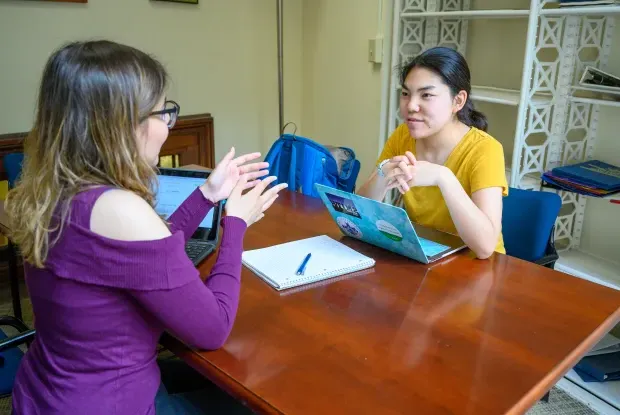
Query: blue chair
502 187 562 268
0 152 34 398
4 152 24 189
0 317 34 398
2 152 25 320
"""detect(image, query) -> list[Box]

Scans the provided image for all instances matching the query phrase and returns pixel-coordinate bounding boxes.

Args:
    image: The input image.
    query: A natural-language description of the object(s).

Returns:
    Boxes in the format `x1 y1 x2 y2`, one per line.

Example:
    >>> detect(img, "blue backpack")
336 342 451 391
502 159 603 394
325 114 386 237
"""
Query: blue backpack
264 126 360 198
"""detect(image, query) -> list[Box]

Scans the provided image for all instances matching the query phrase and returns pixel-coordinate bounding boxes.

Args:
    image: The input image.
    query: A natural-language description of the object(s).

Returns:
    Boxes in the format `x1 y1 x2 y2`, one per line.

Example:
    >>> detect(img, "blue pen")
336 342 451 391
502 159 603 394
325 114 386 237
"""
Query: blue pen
296 253 312 275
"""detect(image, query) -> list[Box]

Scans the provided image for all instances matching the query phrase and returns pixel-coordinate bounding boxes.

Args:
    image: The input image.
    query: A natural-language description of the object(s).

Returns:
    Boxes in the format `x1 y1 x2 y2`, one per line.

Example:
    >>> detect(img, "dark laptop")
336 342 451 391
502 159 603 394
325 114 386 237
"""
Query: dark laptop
155 167 223 266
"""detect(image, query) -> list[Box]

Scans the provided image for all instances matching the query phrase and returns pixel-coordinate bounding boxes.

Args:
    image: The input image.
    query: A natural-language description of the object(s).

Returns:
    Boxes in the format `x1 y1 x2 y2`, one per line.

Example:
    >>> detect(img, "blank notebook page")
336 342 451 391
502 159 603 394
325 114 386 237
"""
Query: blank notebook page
242 235 375 290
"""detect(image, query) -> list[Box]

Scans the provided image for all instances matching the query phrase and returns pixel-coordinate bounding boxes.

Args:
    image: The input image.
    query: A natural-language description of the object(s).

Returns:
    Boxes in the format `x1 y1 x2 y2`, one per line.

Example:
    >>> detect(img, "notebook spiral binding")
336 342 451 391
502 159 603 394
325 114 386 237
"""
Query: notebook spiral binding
284 261 374 288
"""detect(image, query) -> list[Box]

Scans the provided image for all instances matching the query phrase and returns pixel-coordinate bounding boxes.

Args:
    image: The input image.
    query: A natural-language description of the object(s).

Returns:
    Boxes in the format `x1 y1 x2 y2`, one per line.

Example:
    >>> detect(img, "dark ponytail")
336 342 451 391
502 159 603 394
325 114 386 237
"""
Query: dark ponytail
458 97 488 132
399 46 488 132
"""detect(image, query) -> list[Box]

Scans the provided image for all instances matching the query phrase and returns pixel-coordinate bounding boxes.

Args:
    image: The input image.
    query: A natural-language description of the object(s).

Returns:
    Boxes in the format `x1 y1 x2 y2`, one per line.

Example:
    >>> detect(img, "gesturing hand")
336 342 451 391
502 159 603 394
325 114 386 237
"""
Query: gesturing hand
200 147 269 203
225 175 288 226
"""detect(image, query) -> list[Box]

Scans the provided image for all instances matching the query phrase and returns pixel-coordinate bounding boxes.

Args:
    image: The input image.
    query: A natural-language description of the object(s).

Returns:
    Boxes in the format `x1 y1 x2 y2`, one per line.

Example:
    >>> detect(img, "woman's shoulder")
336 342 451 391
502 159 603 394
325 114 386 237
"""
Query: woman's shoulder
68 186 170 242
47 188 195 291
89 188 170 242
466 127 504 150
460 127 505 160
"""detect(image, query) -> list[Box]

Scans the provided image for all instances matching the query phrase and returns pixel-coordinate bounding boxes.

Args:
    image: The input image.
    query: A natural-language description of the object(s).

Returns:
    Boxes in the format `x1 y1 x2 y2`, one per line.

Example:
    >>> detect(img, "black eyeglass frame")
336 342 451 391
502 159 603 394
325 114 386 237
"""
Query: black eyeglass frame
150 100 180 128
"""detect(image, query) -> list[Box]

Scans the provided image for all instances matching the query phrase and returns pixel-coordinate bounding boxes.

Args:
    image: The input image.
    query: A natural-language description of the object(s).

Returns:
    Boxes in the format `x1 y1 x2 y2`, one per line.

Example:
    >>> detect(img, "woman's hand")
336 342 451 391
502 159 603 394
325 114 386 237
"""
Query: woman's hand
200 147 269 203
386 151 447 194
225 175 288 226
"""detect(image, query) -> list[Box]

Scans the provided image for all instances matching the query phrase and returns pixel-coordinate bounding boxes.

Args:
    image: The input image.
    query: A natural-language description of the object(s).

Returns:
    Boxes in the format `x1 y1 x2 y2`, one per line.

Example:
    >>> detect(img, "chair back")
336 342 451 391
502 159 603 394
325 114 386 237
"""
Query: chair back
502 187 562 263
4 152 24 189
0 316 31 398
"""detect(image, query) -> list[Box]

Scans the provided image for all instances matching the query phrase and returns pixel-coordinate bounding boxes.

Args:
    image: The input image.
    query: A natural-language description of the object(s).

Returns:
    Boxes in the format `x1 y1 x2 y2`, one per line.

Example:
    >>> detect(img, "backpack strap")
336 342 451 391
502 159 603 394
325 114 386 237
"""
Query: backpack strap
265 139 284 185
289 140 298 192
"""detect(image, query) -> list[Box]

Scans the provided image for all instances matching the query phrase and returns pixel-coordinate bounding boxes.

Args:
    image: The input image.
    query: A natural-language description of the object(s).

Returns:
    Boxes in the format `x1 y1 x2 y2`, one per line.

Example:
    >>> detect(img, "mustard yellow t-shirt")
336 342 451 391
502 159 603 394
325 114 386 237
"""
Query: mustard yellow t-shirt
377 124 509 254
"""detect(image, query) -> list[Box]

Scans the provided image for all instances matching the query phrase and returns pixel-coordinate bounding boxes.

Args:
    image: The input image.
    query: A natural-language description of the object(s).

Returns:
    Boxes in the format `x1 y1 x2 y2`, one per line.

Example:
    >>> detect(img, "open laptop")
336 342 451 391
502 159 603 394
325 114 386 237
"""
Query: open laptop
155 167 223 266
314 183 467 264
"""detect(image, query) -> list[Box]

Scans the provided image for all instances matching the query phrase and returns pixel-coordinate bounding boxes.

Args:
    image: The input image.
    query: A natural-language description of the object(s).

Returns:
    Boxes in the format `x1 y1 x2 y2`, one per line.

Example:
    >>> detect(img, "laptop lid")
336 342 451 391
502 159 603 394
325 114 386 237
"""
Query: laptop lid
154 167 222 242
314 183 466 263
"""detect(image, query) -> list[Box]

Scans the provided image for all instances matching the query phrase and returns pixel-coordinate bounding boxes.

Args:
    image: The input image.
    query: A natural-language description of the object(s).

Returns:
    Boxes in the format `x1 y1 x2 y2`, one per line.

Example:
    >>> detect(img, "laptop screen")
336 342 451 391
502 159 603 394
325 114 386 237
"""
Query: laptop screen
154 169 220 241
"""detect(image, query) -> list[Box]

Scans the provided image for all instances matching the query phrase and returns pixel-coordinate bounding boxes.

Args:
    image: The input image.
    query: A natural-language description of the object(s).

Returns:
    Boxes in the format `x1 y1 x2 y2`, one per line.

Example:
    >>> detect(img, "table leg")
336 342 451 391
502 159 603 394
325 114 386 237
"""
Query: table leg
7 240 22 321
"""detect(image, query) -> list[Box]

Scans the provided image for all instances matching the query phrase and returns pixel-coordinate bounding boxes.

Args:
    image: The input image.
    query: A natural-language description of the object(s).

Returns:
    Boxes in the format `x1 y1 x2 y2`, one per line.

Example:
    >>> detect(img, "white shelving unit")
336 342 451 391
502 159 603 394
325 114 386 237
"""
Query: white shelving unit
471 85 552 106
555 249 620 291
384 0 620 412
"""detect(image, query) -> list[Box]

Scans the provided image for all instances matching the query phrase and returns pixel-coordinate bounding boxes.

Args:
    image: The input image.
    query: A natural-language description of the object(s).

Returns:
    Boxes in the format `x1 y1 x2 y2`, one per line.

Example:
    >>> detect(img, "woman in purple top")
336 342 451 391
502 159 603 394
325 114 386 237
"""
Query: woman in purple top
5 40 288 414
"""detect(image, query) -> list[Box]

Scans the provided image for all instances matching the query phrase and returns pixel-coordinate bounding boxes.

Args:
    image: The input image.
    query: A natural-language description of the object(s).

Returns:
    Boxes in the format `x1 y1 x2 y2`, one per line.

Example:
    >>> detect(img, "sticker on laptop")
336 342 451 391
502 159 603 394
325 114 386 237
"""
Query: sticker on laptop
336 216 363 238
325 192 361 218
376 219 403 242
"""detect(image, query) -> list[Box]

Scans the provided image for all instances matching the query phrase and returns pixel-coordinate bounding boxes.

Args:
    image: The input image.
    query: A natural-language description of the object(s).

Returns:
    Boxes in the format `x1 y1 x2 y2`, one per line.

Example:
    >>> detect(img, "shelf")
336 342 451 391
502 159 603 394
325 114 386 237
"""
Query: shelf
571 85 620 108
470 85 620 108
541 4 620 16
399 5 620 19
540 182 620 202
471 86 552 106
571 95 620 109
469 85 620 108
555 249 620 291
505 167 542 188
471 86 521 106
400 10 530 19
562 370 620 412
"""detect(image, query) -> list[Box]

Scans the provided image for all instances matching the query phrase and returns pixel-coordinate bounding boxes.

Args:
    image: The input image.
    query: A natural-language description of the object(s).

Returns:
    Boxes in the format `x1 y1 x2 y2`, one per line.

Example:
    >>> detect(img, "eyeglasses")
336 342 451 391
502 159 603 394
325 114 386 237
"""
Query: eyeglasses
150 100 180 128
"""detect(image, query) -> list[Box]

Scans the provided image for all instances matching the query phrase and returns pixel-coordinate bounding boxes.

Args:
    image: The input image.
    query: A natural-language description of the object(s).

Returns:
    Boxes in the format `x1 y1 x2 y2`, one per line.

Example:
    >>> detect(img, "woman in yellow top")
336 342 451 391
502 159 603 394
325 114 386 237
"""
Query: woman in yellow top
357 47 508 259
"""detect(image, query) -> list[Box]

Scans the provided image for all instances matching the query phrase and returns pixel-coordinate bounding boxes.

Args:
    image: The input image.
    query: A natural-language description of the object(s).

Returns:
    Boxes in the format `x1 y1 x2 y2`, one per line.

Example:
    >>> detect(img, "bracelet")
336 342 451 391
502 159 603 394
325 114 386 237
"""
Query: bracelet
377 159 390 177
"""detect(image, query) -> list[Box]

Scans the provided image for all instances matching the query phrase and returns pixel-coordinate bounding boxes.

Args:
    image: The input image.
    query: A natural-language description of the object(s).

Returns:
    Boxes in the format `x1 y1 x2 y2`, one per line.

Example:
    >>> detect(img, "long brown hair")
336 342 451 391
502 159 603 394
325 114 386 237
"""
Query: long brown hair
5 40 168 268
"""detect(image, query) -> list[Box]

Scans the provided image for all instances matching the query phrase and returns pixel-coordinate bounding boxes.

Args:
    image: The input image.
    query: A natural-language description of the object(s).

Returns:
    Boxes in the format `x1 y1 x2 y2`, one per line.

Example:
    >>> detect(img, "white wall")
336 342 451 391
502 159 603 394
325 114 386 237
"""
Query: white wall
0 0 303 160
301 0 388 184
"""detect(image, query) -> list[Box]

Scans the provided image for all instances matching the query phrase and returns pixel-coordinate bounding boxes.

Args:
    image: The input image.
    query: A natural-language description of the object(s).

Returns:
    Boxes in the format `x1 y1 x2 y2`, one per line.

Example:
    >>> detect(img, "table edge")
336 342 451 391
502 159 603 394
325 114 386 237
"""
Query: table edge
160 334 282 415
508 306 620 414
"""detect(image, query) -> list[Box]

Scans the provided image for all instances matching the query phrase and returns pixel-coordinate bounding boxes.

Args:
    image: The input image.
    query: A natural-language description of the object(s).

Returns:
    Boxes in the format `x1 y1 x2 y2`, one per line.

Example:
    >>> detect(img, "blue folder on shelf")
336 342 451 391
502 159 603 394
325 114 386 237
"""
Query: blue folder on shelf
551 160 620 191
574 352 620 382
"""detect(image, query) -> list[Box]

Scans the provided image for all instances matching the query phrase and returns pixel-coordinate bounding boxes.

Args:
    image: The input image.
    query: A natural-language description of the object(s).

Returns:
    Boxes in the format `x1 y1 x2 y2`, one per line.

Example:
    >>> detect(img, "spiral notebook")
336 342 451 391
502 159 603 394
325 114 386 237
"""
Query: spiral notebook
242 235 375 291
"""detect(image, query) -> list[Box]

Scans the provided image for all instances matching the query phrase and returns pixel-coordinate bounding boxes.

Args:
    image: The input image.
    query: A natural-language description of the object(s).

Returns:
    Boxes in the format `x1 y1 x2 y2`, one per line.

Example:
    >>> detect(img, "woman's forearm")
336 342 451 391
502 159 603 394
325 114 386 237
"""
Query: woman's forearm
437 167 499 259
356 169 391 201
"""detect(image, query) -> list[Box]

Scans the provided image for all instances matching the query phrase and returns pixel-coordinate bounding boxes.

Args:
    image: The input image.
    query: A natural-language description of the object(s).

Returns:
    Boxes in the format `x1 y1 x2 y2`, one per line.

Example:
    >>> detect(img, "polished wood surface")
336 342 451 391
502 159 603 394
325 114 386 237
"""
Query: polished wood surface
2 162 618 414
0 113 215 181
160 190 620 415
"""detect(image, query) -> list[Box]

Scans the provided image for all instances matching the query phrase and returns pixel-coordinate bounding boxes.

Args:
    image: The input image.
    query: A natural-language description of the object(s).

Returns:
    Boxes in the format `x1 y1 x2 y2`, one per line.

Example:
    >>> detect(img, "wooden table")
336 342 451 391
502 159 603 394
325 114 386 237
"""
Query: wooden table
3 169 619 414
158 189 620 415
